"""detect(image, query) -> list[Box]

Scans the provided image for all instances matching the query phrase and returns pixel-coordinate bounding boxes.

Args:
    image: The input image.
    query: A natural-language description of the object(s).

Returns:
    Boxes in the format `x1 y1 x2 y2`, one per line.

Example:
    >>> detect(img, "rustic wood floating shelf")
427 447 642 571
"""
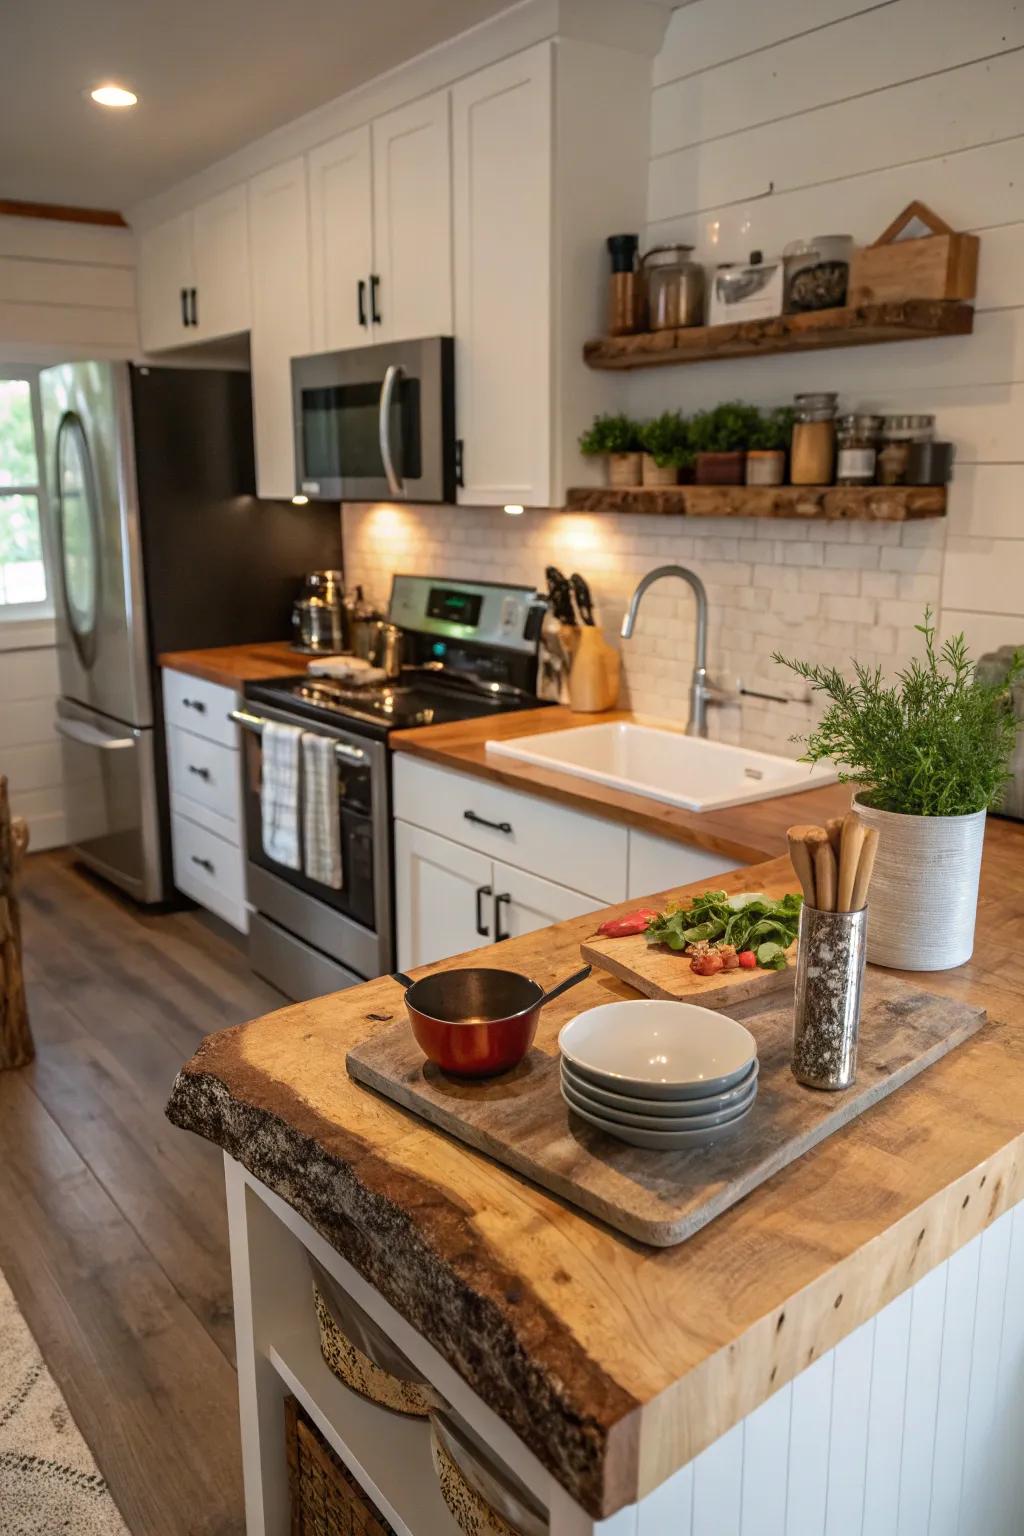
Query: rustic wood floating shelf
583 299 974 370
564 484 947 521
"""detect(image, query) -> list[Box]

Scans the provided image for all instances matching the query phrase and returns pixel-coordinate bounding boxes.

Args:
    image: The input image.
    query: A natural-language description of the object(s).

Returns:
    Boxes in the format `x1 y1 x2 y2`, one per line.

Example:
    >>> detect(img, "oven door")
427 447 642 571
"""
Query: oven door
292 337 454 503
234 704 392 977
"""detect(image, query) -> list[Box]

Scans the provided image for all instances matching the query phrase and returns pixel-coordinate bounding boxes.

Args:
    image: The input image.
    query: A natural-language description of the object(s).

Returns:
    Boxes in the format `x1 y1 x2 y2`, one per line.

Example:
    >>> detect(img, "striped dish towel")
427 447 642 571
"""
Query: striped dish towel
301 731 344 890
260 721 302 869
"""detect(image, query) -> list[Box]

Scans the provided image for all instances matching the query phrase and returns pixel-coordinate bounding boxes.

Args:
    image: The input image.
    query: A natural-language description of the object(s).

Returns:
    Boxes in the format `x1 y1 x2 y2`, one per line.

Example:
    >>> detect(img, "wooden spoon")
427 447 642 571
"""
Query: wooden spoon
837 813 868 912
813 838 838 912
786 825 819 907
825 816 844 859
850 826 880 911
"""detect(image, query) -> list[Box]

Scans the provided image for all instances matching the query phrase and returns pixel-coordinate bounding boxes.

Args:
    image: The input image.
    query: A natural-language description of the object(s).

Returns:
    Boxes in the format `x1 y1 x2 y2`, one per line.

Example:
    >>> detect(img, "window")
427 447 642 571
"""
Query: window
0 371 51 619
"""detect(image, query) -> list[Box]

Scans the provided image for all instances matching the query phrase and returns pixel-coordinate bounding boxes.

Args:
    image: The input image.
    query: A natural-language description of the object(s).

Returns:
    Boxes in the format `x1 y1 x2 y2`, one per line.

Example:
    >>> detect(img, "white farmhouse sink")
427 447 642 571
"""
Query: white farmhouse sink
485 722 837 813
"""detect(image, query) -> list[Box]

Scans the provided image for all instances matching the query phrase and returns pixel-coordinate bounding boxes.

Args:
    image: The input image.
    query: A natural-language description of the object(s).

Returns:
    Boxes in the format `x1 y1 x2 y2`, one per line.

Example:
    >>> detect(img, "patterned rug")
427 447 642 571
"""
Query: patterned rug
0 1268 130 1535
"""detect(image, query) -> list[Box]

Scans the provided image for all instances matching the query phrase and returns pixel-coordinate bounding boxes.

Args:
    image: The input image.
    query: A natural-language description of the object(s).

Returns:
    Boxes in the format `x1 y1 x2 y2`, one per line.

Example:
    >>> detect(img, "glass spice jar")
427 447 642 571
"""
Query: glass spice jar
836 413 883 485
790 392 838 485
876 415 935 486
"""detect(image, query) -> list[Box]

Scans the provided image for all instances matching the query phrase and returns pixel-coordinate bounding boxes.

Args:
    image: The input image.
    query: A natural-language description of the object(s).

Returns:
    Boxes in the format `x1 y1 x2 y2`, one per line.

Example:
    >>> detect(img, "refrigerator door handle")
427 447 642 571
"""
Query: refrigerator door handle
55 716 136 752
378 364 405 498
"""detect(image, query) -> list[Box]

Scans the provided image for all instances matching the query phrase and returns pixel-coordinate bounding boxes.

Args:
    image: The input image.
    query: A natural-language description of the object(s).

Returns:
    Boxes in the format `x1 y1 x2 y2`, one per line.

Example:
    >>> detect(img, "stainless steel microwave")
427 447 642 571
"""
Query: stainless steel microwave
291 336 456 503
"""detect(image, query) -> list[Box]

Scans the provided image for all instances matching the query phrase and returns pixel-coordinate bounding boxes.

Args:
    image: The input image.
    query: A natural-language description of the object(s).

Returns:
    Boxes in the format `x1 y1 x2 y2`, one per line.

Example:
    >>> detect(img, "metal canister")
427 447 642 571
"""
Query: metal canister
792 905 867 1090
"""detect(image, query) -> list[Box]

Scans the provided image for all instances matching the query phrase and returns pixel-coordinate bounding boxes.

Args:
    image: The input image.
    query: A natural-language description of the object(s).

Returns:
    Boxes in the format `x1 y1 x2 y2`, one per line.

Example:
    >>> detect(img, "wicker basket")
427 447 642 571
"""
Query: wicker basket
284 1394 396 1536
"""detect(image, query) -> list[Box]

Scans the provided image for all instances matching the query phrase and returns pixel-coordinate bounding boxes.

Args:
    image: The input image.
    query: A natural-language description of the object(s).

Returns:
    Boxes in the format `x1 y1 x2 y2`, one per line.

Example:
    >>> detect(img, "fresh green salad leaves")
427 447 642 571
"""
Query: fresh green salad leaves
645 890 803 970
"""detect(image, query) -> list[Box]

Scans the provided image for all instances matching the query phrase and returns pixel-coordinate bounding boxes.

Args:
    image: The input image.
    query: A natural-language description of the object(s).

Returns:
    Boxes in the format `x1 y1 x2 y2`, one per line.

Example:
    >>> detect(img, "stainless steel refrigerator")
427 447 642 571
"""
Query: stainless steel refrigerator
39 361 342 904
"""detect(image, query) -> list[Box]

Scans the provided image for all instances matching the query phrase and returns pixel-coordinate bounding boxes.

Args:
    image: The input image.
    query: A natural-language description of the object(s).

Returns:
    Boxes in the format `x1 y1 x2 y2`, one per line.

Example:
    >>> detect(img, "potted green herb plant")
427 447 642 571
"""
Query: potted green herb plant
578 413 643 487
745 406 795 486
638 411 688 487
689 401 761 484
774 612 1023 970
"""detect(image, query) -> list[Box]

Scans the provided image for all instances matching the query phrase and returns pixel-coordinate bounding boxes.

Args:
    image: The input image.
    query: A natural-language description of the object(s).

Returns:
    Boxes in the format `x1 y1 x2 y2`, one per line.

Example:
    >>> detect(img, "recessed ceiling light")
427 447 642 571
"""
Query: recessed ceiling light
90 84 138 108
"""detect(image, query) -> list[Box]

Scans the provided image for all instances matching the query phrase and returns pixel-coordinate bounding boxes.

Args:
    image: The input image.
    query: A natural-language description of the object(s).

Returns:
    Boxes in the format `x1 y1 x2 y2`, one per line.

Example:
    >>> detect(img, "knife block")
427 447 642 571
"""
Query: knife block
568 626 620 713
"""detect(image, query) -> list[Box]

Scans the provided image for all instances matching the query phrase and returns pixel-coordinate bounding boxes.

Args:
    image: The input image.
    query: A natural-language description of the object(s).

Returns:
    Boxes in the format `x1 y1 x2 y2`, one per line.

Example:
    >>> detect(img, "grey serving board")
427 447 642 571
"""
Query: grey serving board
346 973 986 1246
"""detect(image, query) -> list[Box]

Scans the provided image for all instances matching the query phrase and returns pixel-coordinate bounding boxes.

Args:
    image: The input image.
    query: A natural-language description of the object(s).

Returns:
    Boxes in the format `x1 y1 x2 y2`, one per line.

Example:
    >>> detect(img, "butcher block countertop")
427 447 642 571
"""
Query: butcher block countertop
392 706 851 862
167 818 1024 1519
158 639 303 688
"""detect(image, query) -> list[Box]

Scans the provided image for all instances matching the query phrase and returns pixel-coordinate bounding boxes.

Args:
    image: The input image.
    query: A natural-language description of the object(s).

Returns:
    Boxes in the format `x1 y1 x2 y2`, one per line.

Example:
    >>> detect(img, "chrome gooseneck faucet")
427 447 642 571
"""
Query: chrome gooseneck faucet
620 564 716 737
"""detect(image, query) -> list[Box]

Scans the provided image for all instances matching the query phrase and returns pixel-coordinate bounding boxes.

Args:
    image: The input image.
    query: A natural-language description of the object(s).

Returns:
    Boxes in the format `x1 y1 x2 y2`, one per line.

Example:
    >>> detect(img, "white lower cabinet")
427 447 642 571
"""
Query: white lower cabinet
395 821 599 971
162 668 248 933
627 828 742 900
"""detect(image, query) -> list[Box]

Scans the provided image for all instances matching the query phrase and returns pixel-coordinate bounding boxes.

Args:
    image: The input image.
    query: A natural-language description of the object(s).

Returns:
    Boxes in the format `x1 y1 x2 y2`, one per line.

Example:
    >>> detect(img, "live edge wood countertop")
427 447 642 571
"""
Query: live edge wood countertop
391 706 852 862
167 818 1024 1519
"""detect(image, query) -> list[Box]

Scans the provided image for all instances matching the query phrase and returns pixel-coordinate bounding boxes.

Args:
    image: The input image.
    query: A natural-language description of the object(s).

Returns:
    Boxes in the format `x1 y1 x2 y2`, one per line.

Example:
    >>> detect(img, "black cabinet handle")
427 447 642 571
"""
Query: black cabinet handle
495 891 511 942
357 279 367 327
464 809 512 835
180 288 189 327
475 883 492 938
187 764 211 781
191 854 214 873
370 273 381 324
454 438 465 490
189 287 198 327
182 698 206 713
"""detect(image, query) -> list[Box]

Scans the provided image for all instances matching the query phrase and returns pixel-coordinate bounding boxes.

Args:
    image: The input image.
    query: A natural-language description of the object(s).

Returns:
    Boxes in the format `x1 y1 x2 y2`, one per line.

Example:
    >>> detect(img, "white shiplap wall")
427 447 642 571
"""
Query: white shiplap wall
0 217 138 848
343 0 1024 753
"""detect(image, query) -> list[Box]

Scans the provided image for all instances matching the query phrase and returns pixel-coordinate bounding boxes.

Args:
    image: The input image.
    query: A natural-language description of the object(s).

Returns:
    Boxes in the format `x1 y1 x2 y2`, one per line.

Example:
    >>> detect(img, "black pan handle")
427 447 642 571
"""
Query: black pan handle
392 972 414 990
464 809 512 835
475 883 492 938
541 964 591 1007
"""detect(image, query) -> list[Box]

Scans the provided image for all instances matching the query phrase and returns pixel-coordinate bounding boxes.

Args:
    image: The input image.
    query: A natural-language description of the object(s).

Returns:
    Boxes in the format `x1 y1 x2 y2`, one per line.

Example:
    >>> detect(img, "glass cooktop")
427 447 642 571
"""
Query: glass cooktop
246 671 545 739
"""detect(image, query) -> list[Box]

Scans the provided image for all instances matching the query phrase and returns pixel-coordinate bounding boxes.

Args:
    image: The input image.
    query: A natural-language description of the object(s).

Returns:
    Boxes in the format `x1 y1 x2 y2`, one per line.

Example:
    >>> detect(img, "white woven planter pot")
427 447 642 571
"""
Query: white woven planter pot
852 794 986 970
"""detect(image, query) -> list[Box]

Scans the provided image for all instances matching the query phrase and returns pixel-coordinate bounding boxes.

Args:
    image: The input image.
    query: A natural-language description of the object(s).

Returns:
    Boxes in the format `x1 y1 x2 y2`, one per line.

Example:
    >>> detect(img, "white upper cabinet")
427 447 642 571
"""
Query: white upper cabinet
371 92 452 343
308 125 374 352
138 191 249 351
248 157 312 499
191 185 250 342
138 211 194 350
452 43 552 508
308 90 452 353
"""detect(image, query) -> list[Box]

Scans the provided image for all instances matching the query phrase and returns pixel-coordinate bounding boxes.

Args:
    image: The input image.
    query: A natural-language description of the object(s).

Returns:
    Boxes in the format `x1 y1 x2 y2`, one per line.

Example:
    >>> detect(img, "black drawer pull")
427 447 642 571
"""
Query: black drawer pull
475 883 492 938
464 809 512 835
189 286 198 327
370 273 381 324
182 697 206 712
495 891 511 942
180 287 189 327
187 764 211 780
191 854 214 873
357 278 367 327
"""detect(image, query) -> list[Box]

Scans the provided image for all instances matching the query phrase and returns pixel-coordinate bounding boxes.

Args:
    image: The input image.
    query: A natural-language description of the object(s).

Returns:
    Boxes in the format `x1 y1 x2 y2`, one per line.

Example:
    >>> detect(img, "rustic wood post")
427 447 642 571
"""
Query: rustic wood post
0 775 33 1069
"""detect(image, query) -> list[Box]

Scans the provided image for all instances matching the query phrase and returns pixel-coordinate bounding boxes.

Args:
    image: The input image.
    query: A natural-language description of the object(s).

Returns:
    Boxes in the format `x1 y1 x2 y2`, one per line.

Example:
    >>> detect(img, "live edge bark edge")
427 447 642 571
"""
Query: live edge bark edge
165 1055 642 1519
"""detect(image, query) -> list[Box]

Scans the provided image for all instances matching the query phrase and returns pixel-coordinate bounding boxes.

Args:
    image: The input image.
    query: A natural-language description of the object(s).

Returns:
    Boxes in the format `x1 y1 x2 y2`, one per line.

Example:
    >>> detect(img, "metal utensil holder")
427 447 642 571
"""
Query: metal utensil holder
792 905 867 1090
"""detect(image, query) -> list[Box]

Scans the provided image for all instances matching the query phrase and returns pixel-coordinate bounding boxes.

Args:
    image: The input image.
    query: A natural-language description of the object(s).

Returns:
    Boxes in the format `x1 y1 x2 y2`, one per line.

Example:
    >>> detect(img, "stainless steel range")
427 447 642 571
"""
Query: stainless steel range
234 575 546 1000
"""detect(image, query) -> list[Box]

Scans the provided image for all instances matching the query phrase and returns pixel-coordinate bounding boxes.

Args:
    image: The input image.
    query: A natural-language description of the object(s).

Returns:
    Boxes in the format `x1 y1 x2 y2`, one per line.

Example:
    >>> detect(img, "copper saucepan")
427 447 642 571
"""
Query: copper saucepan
393 964 592 1078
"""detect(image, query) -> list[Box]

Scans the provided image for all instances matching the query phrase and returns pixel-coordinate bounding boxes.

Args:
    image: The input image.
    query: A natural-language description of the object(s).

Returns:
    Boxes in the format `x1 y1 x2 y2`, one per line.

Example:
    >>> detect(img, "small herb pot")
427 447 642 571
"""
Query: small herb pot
607 451 642 487
695 450 746 485
745 449 786 486
641 454 678 487
852 794 986 970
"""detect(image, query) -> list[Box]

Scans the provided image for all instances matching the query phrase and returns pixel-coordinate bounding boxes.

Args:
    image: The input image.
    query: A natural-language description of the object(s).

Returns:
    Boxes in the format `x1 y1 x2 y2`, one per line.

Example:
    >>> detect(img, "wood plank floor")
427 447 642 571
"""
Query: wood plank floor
1 849 286 1536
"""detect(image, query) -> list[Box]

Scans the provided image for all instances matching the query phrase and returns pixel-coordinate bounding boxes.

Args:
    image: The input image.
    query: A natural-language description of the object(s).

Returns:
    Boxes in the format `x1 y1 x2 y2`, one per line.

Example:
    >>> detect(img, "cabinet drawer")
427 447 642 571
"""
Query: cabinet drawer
171 812 247 932
393 756 627 904
162 669 240 747
168 726 243 841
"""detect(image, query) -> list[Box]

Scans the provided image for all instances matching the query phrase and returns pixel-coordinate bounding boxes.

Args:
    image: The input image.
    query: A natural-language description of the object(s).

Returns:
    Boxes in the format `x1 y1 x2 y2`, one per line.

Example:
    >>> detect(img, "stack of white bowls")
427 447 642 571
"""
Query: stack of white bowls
557 999 758 1149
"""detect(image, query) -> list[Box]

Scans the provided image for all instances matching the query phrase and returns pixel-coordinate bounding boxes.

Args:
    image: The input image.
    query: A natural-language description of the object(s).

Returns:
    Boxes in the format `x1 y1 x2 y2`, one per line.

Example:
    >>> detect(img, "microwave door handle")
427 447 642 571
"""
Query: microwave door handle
378 364 405 498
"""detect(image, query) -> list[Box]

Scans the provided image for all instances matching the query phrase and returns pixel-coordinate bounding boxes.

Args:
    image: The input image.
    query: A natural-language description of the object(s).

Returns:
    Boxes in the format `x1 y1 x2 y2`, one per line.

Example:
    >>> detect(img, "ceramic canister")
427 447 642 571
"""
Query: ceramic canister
852 795 986 970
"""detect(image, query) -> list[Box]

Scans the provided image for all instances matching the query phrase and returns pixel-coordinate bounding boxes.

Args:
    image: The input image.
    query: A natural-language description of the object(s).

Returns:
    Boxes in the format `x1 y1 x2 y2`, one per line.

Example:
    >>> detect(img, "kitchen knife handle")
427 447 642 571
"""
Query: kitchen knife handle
475 884 492 938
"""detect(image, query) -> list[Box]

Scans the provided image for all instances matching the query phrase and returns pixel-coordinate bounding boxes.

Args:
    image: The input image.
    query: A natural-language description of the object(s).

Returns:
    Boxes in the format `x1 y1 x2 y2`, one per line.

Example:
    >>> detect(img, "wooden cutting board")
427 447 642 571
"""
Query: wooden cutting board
346 973 985 1247
580 928 797 1006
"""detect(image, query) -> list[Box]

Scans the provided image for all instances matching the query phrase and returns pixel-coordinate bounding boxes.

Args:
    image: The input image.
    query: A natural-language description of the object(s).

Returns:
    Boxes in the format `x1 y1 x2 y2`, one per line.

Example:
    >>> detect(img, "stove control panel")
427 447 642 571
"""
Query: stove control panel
388 574 542 654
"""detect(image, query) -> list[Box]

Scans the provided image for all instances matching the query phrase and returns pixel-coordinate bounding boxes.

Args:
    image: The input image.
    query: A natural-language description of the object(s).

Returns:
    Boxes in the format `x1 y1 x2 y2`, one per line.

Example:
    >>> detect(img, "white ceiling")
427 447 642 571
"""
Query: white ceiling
1 0 516 210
